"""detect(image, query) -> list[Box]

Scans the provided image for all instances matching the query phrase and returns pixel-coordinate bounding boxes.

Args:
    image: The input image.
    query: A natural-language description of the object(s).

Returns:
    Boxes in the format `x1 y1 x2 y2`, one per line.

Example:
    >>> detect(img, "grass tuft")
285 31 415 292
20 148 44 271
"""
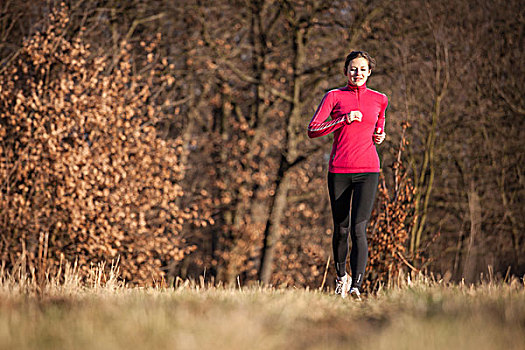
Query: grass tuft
1 263 524 350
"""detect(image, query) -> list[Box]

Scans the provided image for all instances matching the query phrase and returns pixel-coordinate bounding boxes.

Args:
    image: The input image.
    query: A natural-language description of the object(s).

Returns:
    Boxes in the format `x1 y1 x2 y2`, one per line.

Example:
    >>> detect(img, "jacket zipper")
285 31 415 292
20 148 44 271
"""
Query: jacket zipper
357 87 361 111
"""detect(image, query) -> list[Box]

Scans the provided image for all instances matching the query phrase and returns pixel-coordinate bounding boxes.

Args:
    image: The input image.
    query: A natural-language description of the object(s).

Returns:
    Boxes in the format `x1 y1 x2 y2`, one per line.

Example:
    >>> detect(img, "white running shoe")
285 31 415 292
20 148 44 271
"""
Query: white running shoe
335 274 352 298
349 287 362 301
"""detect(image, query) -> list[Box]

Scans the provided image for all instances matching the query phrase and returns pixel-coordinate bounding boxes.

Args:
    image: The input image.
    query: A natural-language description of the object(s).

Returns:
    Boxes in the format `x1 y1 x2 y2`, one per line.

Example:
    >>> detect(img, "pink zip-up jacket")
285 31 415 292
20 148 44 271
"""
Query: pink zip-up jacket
307 83 388 173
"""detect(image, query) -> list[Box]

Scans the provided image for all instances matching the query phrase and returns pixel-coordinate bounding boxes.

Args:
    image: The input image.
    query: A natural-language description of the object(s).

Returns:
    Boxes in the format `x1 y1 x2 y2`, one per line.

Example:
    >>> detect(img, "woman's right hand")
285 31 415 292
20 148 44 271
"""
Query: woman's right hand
346 111 362 124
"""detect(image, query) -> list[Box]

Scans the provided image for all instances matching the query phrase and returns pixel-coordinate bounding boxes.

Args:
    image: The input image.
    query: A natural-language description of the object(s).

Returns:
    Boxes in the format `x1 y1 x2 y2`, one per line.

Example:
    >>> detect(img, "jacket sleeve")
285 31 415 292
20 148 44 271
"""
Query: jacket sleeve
307 92 346 138
374 94 388 134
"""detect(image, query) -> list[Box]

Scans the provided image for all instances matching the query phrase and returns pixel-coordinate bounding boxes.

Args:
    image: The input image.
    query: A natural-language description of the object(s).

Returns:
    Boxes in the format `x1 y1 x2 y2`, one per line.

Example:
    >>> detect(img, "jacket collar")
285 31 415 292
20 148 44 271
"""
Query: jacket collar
345 82 367 92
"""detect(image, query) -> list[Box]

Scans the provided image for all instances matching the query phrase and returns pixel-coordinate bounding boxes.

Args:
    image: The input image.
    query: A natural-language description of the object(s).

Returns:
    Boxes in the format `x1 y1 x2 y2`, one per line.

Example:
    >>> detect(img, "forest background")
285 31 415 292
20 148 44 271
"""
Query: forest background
0 0 523 289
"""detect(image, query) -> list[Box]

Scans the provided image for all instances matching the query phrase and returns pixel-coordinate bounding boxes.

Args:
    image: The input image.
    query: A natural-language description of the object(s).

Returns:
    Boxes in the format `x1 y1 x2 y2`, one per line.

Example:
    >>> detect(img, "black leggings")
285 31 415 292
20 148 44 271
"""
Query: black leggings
328 172 379 289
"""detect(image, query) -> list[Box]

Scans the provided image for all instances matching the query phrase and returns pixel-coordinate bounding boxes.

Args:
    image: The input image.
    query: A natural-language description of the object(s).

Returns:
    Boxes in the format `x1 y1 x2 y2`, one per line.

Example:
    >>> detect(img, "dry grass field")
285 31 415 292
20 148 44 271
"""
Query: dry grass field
1 263 524 350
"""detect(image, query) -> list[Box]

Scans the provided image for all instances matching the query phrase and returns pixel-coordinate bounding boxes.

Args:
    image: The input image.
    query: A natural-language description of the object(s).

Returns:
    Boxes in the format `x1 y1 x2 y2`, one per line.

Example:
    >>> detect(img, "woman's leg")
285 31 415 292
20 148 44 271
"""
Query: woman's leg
349 173 379 289
327 172 353 278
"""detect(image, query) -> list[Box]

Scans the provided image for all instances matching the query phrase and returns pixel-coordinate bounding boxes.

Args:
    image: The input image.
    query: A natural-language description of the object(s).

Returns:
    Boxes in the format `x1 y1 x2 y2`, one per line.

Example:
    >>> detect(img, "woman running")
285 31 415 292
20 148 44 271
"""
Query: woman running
307 51 387 299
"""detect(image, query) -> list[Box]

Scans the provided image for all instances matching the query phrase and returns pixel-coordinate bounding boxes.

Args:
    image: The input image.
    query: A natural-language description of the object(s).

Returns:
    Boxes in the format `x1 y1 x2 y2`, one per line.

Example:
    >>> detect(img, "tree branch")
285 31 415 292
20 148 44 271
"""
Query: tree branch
494 85 525 115
220 59 294 103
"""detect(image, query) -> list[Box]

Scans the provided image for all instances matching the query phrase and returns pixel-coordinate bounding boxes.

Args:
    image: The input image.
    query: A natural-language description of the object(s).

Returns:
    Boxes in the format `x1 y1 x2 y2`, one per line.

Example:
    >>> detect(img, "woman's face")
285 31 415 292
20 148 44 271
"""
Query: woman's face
346 57 371 86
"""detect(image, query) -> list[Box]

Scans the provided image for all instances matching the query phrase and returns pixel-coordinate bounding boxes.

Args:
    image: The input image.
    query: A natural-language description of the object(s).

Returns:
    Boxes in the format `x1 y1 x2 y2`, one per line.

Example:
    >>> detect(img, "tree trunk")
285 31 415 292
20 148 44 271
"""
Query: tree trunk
257 23 306 285
463 181 481 283
258 161 291 285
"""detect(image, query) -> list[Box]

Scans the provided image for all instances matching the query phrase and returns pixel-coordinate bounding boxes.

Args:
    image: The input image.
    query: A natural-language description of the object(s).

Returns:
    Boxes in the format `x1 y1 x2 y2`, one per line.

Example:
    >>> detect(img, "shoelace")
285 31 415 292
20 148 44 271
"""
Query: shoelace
335 275 351 297
335 280 344 294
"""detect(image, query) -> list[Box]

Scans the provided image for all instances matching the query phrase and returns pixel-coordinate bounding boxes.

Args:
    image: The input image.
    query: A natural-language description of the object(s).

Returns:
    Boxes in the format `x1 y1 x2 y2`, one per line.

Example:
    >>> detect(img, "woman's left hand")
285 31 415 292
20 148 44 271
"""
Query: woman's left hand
373 132 386 144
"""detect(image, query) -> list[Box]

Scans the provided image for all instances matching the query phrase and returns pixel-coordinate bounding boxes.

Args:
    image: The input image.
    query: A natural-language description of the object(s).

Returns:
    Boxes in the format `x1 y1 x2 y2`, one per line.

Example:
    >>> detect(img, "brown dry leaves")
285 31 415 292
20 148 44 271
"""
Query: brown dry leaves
366 122 416 290
0 4 202 285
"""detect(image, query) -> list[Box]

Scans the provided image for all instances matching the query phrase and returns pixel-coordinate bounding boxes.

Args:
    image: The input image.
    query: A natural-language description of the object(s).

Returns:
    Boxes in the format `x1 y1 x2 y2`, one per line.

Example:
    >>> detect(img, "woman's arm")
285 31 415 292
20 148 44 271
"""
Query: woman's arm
307 92 346 138
373 94 388 144
374 94 388 134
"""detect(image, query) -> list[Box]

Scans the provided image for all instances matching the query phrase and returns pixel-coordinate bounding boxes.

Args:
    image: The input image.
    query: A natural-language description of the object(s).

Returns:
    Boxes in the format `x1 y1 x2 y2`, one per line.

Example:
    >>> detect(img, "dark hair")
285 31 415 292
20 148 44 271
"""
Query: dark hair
343 51 376 74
